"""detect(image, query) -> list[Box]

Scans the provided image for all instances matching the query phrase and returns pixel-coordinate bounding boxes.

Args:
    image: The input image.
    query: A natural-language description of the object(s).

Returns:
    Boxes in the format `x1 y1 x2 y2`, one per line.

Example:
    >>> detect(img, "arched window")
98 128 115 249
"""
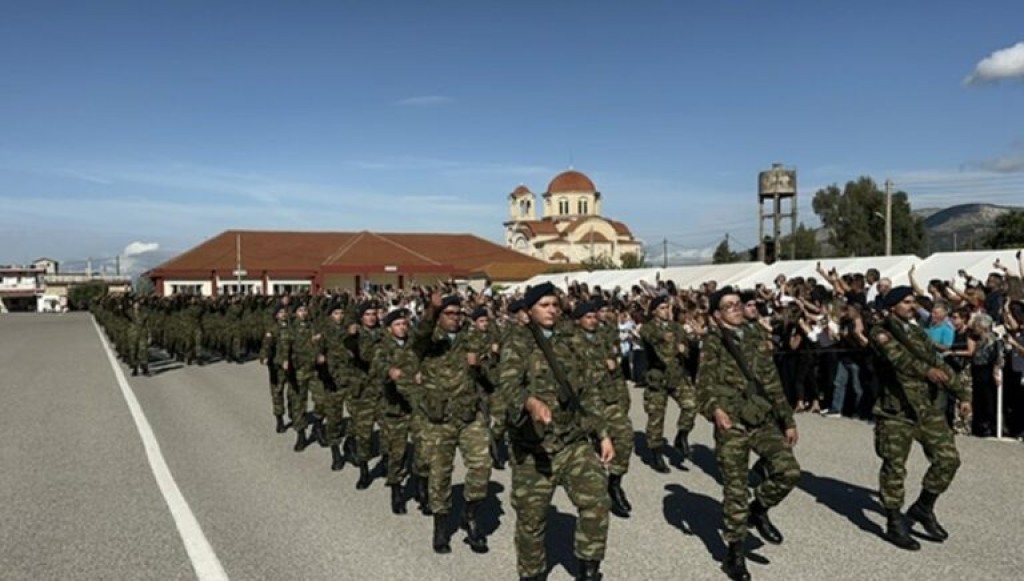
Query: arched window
519 200 529 216
578 198 589 214
558 197 569 215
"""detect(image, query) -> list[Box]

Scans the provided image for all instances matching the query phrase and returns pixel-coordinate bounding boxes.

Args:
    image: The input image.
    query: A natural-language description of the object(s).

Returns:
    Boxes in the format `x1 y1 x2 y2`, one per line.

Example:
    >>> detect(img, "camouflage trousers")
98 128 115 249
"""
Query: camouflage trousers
643 381 697 449
348 386 381 463
422 414 491 515
875 411 961 510
308 367 326 419
715 423 801 543
381 411 411 485
288 368 317 432
510 439 611 578
323 385 351 447
409 412 430 478
490 390 510 443
603 402 634 476
268 365 292 417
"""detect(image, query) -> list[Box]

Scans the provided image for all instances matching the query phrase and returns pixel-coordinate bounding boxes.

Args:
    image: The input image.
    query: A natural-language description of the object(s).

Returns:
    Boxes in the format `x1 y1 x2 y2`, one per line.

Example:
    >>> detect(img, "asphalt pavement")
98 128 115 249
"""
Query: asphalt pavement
1 312 1021 580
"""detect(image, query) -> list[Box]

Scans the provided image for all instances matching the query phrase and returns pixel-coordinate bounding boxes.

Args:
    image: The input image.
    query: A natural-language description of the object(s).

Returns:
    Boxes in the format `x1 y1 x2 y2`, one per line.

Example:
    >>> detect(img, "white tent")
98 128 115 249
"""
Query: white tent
727 255 923 290
890 250 1023 289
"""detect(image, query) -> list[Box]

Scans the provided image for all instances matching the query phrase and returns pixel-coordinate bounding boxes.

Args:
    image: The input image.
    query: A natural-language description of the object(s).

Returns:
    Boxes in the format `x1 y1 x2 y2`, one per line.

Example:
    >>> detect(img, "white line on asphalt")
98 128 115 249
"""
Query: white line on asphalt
91 317 229 581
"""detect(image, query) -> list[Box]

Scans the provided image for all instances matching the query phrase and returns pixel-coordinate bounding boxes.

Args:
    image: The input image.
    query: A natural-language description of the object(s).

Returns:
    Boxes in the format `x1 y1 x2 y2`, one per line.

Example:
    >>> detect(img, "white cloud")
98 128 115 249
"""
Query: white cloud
964 41 1024 85
395 95 454 106
124 241 160 256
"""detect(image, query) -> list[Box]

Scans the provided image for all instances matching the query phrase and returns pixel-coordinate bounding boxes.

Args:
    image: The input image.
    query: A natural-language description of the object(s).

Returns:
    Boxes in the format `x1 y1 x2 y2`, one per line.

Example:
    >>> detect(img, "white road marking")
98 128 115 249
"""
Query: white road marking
91 317 229 581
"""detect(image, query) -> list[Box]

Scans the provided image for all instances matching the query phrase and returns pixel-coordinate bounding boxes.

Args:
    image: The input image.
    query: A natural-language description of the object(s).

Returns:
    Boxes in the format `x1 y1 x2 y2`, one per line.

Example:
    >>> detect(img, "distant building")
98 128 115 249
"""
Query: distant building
145 230 551 297
503 169 643 265
0 259 130 312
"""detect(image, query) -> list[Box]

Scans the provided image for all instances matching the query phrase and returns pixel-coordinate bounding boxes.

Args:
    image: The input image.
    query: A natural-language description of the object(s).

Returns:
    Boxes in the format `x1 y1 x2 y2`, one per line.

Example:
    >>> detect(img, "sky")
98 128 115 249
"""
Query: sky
2 0 1023 267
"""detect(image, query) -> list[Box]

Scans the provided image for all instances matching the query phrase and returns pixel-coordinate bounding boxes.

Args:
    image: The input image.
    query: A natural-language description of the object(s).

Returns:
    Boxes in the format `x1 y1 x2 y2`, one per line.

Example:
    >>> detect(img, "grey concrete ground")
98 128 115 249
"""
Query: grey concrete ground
1 312 1021 580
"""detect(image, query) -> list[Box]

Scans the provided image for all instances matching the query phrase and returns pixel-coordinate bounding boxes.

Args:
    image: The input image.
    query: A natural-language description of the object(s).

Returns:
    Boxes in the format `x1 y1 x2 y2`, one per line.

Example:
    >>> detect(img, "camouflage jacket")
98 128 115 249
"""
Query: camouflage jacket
371 334 418 416
284 318 319 371
696 325 795 430
410 318 484 424
320 320 361 391
506 324 609 454
260 319 291 369
870 316 971 422
639 319 691 388
568 327 622 407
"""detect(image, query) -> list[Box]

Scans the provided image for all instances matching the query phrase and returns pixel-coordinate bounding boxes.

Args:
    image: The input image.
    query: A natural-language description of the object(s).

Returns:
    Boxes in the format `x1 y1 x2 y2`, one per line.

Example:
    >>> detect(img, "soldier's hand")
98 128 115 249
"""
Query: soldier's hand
466 352 479 366
713 408 733 431
316 354 325 364
598 437 615 465
414 372 423 385
605 359 617 372
388 367 403 381
784 427 799 447
282 361 290 370
926 367 950 384
347 323 359 335
959 400 973 417
491 343 500 355
526 396 552 425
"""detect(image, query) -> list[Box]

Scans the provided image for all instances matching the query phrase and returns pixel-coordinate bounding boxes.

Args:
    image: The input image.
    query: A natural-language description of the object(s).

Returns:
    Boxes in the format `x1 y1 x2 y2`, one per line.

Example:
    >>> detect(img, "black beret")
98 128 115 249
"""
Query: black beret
355 301 377 318
708 285 738 312
739 290 757 304
470 306 489 321
441 295 462 310
383 308 410 327
523 282 557 309
590 296 608 310
650 295 670 310
882 286 914 309
572 301 597 320
508 299 526 314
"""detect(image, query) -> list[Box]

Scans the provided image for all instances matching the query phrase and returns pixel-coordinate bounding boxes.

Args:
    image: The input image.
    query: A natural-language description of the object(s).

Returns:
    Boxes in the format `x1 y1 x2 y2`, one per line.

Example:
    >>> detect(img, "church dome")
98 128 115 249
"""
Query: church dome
546 169 596 194
510 184 533 197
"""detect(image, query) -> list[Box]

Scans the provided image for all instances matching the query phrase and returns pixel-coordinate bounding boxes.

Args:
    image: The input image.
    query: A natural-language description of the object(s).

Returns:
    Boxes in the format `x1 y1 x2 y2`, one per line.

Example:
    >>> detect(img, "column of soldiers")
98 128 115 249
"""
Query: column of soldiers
93 280 975 581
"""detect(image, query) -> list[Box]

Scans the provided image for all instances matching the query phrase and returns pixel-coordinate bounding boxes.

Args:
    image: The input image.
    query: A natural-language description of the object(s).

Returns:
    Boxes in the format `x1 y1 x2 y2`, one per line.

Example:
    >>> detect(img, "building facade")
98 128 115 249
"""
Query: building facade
503 169 643 265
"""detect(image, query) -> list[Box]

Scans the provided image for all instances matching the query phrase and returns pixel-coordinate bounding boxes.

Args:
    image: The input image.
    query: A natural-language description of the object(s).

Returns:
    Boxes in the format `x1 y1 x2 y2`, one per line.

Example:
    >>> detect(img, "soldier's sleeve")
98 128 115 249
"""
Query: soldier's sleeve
695 332 723 421
258 325 273 360
870 325 933 381
754 338 795 430
500 335 530 412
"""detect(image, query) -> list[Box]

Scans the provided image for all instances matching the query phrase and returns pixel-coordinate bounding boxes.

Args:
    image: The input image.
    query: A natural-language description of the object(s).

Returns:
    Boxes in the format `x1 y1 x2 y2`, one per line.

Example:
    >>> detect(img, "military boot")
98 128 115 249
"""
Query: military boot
607 474 630 518
274 414 287 434
390 484 407 515
576 559 601 581
490 439 506 470
907 490 948 541
462 500 489 553
432 513 451 554
293 427 309 452
749 499 783 544
520 575 547 581
356 461 372 490
722 541 751 581
310 419 327 448
131 366 139 377
650 446 671 474
415 474 432 515
884 508 921 551
330 444 345 471
673 429 691 458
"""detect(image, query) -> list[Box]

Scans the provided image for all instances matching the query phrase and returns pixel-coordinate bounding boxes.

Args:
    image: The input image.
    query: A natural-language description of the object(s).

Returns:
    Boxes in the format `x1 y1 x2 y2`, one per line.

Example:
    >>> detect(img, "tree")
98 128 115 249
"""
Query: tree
811 176 925 257
985 210 1024 249
619 251 646 269
712 238 741 264
68 281 108 311
778 222 819 260
580 255 618 271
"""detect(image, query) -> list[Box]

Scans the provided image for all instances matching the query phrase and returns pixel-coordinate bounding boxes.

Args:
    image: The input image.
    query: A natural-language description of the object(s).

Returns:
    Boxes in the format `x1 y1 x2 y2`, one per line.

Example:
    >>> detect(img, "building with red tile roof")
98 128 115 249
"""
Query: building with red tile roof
146 230 550 296
504 169 643 265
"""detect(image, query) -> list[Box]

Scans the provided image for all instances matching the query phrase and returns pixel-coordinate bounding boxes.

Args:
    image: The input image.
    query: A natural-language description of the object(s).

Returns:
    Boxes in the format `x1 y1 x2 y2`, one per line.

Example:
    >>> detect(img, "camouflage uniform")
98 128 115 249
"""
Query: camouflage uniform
348 325 381 464
371 332 418 486
869 317 970 512
126 303 150 375
697 325 800 545
283 316 320 434
639 318 697 449
571 325 633 477
259 314 292 418
505 325 611 578
320 319 360 449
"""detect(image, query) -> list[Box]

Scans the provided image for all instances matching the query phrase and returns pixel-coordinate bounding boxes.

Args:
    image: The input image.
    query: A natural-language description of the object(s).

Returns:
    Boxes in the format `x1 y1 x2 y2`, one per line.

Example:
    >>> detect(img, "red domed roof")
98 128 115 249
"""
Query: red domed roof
547 169 596 194
510 184 532 196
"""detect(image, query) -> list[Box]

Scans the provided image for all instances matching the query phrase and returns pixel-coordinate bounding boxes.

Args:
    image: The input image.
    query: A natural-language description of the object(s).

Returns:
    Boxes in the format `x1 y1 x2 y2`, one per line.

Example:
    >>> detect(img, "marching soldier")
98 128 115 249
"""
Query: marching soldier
869 286 972 550
505 283 614 581
282 303 321 452
697 287 800 581
320 301 360 472
259 305 292 434
348 302 382 490
639 295 697 472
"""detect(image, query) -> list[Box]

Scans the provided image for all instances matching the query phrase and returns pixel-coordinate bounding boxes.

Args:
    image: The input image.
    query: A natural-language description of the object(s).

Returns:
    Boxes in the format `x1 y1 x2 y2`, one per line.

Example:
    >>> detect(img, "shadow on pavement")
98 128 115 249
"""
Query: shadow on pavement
545 508 581 578
797 470 884 537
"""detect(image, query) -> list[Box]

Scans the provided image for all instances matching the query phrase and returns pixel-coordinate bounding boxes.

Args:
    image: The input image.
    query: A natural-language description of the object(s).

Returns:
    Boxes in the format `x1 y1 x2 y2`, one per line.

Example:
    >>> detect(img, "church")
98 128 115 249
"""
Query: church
503 169 643 265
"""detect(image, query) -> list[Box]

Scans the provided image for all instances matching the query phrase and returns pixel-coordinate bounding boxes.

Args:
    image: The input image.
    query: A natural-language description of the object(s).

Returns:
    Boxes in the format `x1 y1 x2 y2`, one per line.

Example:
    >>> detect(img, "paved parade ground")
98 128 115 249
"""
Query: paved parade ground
1 313 1022 580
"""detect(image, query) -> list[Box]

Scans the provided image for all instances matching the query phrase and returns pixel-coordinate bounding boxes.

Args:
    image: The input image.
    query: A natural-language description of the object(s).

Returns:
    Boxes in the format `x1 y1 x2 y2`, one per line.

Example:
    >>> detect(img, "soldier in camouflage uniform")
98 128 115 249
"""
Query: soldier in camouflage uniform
869 286 972 551
372 308 419 514
347 302 382 490
504 283 614 581
259 305 292 433
320 300 361 472
493 300 531 469
126 299 150 377
465 307 505 470
571 300 635 519
639 295 697 473
697 287 800 581
409 294 493 554
282 303 321 452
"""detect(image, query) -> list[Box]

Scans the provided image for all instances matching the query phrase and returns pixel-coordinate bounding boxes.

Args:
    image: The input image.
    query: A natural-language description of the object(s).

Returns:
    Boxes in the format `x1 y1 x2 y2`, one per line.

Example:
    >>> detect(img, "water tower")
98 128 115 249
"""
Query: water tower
757 163 797 263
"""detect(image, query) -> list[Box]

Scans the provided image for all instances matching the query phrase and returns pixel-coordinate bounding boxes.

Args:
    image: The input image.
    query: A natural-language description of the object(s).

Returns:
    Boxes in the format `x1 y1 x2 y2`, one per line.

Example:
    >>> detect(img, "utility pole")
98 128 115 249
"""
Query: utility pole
662 238 668 268
884 179 893 256
233 233 246 295
115 255 120 276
